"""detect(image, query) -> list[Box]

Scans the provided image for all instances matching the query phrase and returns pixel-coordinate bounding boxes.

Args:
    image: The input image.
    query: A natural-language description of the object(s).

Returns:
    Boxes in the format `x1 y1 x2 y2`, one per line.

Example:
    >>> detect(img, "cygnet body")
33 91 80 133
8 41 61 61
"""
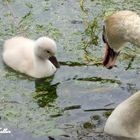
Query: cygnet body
3 36 60 78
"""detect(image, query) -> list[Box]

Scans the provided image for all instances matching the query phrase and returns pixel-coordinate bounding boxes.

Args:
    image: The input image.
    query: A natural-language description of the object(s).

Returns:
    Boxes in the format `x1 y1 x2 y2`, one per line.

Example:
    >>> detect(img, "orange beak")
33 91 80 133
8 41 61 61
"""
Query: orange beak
103 43 120 69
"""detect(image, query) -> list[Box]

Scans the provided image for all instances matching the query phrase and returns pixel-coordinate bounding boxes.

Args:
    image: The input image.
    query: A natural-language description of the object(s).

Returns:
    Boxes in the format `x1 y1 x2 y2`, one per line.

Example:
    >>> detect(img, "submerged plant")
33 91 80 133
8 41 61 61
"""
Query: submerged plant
78 0 103 65
33 77 59 107
35 23 62 40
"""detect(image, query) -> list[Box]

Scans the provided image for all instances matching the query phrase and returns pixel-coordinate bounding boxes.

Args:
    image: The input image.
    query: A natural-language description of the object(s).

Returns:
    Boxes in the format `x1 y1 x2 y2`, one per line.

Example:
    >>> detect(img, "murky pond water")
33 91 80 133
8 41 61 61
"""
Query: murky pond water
0 0 140 140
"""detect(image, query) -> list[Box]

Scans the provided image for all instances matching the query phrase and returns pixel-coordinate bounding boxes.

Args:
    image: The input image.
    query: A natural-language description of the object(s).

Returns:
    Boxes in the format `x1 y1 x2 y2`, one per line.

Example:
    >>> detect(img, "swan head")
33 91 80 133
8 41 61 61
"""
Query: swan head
35 37 60 68
102 27 121 69
102 11 140 69
102 11 133 69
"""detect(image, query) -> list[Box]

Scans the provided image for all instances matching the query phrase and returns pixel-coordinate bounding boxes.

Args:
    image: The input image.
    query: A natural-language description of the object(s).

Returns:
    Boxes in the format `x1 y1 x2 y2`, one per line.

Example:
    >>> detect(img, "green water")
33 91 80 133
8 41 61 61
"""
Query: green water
0 0 140 139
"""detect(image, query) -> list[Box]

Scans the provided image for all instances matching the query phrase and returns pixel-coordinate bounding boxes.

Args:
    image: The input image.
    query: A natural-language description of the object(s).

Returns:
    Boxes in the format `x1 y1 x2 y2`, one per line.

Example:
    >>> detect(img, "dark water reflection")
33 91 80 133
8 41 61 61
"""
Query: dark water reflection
34 77 58 107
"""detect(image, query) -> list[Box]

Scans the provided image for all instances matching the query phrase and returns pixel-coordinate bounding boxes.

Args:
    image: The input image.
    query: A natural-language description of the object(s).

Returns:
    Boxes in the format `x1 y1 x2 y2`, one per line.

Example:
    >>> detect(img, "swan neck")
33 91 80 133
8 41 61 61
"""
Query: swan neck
124 23 140 48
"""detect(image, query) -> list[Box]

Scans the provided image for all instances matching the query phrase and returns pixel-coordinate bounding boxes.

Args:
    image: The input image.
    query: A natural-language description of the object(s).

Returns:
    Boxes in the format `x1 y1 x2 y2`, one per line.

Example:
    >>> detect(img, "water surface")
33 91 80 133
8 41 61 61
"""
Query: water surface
0 0 140 139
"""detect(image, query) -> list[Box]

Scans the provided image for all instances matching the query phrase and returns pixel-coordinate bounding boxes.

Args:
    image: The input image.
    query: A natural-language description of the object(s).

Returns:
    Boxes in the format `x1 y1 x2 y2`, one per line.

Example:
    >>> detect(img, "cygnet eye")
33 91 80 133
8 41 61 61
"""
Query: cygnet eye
46 50 50 53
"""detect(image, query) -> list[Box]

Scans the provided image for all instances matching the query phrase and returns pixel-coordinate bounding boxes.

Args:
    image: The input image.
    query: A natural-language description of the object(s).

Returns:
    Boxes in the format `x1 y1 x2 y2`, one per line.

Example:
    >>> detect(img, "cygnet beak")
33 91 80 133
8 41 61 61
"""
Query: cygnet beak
49 56 60 68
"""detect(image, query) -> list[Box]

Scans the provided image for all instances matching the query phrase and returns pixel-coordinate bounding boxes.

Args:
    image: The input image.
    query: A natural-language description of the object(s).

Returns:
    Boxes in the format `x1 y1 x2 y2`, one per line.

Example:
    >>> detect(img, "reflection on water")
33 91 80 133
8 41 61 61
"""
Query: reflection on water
34 76 59 107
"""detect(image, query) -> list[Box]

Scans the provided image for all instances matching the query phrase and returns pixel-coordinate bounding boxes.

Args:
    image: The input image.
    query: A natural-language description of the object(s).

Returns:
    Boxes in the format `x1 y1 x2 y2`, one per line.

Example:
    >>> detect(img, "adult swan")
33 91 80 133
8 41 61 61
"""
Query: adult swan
103 11 140 140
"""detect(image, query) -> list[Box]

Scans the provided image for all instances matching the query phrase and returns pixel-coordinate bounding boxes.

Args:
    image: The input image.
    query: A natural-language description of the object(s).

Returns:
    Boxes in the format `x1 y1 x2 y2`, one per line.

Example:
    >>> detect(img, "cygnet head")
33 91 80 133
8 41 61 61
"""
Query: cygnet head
35 37 60 68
